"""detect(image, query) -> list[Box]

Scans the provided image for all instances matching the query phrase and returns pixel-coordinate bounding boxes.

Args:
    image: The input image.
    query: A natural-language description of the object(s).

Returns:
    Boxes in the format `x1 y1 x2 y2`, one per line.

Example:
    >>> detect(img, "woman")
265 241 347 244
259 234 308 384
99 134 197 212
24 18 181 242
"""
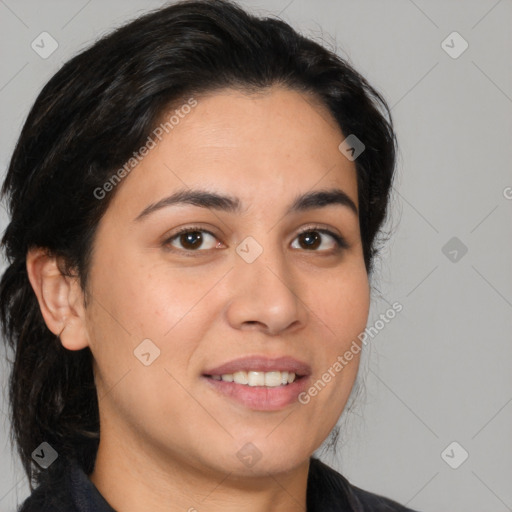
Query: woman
0 1 418 510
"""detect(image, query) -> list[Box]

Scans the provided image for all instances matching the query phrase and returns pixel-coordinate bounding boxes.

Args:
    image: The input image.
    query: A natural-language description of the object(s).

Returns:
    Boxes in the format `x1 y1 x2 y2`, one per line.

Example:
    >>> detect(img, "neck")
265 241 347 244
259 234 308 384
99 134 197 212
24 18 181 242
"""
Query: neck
89 428 310 512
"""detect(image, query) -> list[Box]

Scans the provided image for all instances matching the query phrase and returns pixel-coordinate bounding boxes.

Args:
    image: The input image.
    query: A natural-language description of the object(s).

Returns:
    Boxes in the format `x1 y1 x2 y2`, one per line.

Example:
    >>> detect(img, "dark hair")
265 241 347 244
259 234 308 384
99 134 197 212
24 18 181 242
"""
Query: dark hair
0 0 396 492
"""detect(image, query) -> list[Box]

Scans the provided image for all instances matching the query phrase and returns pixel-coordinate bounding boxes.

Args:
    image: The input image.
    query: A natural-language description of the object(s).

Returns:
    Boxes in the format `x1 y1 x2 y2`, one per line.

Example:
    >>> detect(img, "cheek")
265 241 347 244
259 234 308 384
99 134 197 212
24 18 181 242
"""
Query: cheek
89 246 212 340
289 264 369 445
305 262 369 399
314 264 370 346
84 256 209 426
85 251 229 405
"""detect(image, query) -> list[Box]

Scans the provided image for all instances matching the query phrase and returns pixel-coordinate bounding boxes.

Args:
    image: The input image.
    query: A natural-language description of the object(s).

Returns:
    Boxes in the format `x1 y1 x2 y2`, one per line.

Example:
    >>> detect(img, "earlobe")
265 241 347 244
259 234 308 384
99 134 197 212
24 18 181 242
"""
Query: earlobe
26 248 90 351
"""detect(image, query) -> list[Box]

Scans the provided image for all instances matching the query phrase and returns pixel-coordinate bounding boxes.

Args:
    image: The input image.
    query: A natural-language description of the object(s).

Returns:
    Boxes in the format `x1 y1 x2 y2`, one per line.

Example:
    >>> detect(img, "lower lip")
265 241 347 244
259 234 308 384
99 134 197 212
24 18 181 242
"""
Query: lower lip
202 376 310 411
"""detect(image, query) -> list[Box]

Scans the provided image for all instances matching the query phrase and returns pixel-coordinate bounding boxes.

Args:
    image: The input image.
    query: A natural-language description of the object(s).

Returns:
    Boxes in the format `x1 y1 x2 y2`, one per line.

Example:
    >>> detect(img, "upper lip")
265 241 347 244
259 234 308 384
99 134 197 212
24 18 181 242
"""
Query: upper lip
203 356 312 378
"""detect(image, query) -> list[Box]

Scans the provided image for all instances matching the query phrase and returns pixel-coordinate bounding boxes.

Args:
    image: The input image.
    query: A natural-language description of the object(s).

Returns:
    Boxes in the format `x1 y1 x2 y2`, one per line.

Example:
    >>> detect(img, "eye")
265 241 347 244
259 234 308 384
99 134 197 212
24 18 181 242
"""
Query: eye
291 228 347 252
163 225 347 254
164 227 222 252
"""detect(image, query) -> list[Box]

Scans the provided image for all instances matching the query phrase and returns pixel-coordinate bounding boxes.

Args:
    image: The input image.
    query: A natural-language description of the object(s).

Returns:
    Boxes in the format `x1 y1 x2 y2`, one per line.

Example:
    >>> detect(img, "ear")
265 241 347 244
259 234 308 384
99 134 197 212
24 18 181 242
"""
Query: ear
26 248 89 351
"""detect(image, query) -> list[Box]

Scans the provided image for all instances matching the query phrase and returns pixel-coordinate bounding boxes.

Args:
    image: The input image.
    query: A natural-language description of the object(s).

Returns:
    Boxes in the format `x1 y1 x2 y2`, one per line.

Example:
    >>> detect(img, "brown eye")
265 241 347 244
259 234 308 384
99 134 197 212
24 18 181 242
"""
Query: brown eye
166 229 220 251
179 231 203 249
291 229 346 252
298 231 321 250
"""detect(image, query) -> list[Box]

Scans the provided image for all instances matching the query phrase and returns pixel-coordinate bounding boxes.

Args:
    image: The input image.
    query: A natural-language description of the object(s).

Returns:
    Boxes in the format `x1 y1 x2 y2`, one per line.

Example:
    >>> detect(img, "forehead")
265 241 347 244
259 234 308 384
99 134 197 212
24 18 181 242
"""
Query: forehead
107 87 358 217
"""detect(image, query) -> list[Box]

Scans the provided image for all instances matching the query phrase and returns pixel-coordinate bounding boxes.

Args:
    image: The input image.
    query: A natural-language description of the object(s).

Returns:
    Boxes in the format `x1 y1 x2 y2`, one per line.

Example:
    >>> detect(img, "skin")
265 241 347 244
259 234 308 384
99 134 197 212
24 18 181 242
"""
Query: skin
27 87 370 512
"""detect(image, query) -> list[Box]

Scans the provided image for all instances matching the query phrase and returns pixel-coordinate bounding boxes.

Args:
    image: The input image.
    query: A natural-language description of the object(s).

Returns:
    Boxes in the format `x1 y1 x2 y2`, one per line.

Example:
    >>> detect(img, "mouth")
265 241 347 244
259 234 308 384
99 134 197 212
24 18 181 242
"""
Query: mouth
202 356 311 411
203 370 305 387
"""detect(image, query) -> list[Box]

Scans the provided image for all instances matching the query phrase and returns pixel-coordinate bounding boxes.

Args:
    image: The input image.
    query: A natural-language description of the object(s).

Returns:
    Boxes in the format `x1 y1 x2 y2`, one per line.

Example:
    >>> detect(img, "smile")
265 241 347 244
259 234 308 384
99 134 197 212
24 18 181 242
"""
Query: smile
207 370 297 387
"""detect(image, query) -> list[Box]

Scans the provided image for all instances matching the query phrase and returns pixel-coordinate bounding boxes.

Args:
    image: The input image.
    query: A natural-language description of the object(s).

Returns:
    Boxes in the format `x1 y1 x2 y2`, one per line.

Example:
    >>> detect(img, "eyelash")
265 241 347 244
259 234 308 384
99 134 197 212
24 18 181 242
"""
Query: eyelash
163 224 348 255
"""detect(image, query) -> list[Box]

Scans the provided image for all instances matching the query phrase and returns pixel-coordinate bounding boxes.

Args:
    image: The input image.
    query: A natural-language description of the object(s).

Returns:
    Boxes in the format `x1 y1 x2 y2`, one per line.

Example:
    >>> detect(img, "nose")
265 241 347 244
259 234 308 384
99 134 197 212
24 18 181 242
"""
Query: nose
224 246 308 336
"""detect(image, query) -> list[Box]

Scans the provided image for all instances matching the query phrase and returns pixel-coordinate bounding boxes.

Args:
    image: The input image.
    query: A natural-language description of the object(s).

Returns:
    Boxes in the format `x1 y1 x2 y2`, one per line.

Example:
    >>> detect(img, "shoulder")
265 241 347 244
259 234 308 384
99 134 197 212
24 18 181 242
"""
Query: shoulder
16 457 115 512
17 458 75 512
307 457 420 512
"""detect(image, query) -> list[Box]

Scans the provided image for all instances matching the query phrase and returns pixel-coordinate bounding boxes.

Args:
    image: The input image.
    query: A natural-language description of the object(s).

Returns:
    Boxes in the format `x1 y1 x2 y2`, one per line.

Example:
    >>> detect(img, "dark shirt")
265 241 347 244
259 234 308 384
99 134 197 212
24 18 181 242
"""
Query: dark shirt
18 456 419 512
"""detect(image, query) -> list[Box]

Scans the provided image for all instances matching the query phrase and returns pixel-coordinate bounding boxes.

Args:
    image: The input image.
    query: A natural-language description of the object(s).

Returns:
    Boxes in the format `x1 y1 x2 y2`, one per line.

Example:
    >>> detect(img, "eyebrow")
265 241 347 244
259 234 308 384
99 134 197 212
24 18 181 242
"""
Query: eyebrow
134 187 358 221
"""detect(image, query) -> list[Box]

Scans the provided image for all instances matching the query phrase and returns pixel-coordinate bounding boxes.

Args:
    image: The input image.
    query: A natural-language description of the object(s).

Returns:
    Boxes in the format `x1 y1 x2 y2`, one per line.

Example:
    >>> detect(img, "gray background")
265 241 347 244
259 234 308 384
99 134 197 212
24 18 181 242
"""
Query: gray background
1 1 511 511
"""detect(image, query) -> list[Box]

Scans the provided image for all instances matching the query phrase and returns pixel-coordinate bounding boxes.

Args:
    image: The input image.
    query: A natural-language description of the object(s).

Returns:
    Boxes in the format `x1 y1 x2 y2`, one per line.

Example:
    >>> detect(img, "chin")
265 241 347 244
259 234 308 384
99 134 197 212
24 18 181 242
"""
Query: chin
223 456 309 480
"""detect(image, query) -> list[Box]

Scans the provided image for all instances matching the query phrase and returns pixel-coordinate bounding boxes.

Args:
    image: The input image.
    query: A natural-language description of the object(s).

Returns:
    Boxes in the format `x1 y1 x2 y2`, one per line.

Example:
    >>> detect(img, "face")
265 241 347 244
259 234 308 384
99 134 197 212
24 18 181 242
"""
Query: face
81 87 370 477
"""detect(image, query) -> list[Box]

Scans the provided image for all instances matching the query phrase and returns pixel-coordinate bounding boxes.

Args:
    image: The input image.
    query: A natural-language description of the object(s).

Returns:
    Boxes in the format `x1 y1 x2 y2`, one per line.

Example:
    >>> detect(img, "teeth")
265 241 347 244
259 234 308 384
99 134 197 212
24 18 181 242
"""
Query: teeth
233 371 248 385
211 371 297 387
265 371 282 387
248 371 265 386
